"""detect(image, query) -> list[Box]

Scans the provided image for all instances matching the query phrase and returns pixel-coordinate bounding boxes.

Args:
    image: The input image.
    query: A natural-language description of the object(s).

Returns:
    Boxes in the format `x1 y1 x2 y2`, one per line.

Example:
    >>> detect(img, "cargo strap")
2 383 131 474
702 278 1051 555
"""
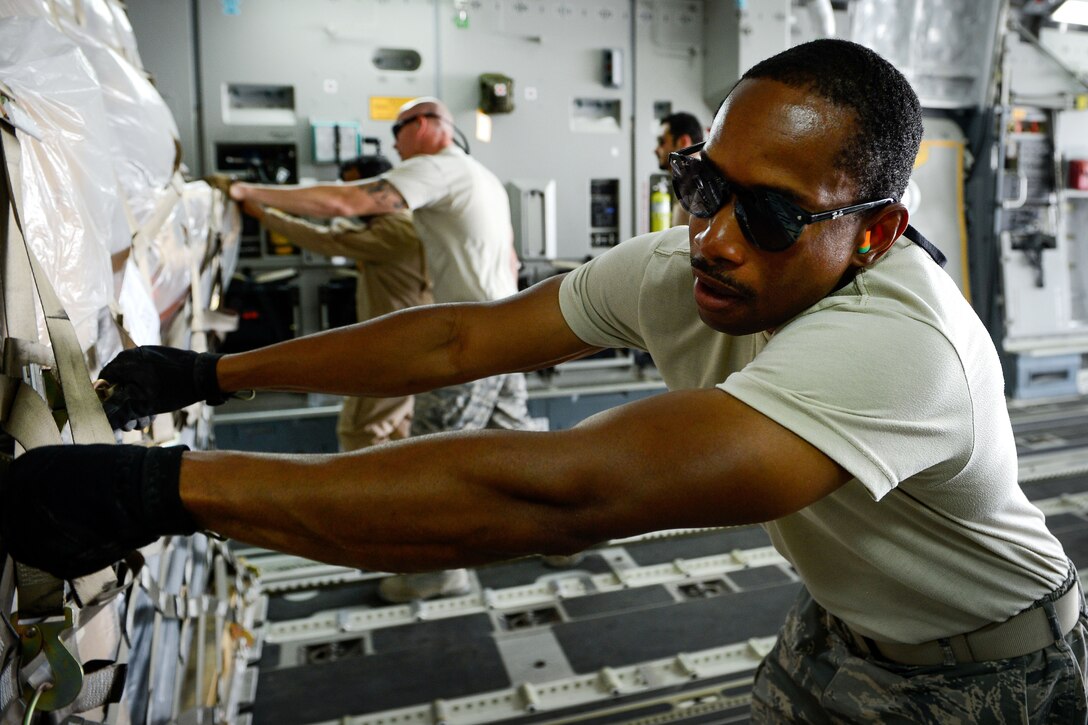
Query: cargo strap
0 104 126 720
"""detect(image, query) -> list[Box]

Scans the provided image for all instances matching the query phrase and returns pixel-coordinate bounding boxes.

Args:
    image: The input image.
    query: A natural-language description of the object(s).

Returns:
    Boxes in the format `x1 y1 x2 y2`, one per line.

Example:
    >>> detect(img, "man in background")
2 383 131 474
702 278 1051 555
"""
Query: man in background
229 97 542 602
241 155 432 451
653 111 705 226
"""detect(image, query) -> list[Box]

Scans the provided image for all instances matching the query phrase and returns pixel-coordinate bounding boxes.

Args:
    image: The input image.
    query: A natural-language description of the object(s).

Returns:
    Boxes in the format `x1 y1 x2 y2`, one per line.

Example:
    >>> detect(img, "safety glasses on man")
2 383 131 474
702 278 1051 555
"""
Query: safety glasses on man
391 112 443 139
669 142 895 252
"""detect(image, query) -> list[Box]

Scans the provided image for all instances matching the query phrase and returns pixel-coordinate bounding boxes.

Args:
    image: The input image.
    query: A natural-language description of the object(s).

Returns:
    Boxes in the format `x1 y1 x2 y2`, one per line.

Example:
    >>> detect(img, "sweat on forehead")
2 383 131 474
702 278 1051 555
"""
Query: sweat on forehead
712 79 854 153
706 81 861 204
714 85 910 201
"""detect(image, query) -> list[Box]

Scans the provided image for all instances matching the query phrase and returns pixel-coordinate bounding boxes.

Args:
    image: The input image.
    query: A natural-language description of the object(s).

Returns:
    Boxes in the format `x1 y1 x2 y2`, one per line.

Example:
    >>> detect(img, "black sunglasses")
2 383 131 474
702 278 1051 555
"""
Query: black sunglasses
391 112 443 139
669 142 895 252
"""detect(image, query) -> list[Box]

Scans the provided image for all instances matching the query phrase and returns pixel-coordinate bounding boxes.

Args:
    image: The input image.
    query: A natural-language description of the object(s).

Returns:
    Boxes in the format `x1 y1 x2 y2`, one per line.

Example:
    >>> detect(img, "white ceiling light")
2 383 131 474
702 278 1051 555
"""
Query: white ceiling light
1053 0 1088 26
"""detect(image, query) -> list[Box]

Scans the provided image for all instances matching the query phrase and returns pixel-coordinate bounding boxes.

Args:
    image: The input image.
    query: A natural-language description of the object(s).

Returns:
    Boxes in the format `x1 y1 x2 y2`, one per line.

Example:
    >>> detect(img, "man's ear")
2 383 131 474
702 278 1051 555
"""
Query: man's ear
853 203 908 266
675 133 694 149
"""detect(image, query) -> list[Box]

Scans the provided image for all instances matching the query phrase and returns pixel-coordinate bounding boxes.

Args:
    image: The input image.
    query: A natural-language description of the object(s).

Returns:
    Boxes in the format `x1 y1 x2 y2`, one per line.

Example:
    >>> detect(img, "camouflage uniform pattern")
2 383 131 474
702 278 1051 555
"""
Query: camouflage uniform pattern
410 372 546 435
752 582 1088 723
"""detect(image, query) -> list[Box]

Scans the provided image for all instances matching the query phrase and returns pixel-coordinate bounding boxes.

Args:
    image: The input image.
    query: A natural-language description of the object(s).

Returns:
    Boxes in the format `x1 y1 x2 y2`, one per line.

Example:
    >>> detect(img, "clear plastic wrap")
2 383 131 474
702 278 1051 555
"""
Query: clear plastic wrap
0 17 123 349
54 9 180 244
104 0 142 68
117 255 163 346
181 180 242 318
138 203 192 324
217 190 242 289
0 0 141 65
0 0 51 18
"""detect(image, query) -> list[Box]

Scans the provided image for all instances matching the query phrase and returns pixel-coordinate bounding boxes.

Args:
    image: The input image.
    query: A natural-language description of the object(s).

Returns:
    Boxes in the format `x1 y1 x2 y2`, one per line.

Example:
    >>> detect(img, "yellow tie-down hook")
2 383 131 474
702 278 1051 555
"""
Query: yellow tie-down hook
12 607 84 714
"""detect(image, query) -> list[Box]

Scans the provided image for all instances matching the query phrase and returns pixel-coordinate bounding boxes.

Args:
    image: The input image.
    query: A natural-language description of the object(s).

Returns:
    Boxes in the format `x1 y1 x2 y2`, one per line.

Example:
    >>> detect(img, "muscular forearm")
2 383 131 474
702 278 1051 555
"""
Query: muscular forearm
179 429 611 571
233 178 404 218
177 387 849 572
232 182 361 218
5 390 851 580
216 304 465 397
215 276 588 398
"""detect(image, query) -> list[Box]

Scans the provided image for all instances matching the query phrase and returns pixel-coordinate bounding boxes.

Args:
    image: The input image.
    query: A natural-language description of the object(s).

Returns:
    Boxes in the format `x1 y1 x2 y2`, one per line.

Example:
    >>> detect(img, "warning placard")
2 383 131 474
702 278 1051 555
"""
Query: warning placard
369 96 417 121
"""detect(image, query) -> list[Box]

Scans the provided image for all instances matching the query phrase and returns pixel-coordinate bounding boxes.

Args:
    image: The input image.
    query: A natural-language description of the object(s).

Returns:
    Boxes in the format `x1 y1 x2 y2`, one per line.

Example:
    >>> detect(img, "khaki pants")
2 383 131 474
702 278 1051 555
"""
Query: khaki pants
336 395 413 451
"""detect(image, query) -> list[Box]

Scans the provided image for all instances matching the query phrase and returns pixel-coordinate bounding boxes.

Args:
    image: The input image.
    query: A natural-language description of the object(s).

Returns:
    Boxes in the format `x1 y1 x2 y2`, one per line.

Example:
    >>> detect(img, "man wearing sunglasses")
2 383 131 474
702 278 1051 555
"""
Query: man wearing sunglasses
7 39 1085 721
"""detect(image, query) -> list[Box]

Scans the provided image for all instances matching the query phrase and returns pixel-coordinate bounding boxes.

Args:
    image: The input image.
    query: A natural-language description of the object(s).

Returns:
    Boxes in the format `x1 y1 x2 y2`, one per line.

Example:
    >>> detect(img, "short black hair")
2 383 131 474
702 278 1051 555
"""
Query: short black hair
339 155 393 181
741 38 921 202
662 112 704 144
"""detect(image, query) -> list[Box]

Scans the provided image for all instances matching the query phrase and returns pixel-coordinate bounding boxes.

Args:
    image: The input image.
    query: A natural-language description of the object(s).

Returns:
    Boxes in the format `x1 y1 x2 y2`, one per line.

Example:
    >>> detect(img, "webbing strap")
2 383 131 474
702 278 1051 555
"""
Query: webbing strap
0 123 68 621
0 377 67 617
1 119 113 622
0 375 62 449
2 339 52 371
0 122 113 445
0 107 128 720
130 172 183 261
0 177 33 348
904 224 948 268
68 662 126 714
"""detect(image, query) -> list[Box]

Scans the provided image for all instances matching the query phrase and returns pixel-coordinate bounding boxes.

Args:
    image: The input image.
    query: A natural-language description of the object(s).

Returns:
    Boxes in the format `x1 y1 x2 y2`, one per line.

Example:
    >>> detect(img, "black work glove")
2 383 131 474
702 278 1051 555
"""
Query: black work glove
98 346 228 431
0 444 197 579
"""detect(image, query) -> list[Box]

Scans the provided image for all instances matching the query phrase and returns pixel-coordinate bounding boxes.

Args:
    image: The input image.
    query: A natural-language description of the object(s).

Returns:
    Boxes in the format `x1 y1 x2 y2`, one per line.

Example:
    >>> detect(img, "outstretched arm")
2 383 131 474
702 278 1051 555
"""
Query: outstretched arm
180 387 850 571
214 275 587 397
3 382 852 579
98 276 591 429
230 178 407 218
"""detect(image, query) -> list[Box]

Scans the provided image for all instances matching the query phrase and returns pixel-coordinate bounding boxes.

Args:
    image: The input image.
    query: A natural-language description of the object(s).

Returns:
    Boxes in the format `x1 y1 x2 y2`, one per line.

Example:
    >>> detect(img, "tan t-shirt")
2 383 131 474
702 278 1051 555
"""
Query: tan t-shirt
383 145 516 304
559 226 1068 644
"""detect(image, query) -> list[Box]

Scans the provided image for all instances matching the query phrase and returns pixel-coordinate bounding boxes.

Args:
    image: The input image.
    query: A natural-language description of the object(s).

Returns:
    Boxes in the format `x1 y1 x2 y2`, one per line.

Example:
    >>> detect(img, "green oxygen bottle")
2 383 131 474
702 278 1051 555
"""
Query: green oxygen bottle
650 177 671 232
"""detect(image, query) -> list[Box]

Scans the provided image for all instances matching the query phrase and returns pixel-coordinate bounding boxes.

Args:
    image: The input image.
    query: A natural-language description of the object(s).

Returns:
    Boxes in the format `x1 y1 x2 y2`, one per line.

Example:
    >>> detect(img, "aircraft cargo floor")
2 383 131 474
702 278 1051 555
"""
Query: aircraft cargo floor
231 401 1088 724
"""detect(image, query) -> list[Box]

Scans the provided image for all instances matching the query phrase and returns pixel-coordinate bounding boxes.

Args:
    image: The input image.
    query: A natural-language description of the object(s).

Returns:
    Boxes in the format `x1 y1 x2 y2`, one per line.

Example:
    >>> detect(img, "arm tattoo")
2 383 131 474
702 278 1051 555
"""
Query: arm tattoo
364 179 407 211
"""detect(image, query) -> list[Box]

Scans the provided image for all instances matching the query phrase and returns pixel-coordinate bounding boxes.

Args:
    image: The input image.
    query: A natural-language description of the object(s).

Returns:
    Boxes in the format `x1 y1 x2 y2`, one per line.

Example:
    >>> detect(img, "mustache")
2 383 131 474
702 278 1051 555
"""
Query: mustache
690 257 755 298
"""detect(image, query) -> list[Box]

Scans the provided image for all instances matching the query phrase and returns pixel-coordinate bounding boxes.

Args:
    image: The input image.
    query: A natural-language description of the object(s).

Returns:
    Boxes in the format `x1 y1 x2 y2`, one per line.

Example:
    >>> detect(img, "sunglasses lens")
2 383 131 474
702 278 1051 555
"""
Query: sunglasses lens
731 194 793 252
670 155 725 218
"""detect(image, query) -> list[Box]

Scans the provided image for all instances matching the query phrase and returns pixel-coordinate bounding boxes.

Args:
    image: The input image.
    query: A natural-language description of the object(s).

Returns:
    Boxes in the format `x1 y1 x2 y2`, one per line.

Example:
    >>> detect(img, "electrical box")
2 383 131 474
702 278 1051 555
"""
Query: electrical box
590 178 620 248
221 82 296 126
570 98 621 133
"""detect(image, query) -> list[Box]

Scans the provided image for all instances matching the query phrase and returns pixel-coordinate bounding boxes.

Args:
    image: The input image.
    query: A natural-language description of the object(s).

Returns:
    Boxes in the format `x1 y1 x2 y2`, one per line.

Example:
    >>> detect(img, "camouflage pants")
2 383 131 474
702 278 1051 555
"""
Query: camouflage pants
410 373 547 435
751 583 1088 724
